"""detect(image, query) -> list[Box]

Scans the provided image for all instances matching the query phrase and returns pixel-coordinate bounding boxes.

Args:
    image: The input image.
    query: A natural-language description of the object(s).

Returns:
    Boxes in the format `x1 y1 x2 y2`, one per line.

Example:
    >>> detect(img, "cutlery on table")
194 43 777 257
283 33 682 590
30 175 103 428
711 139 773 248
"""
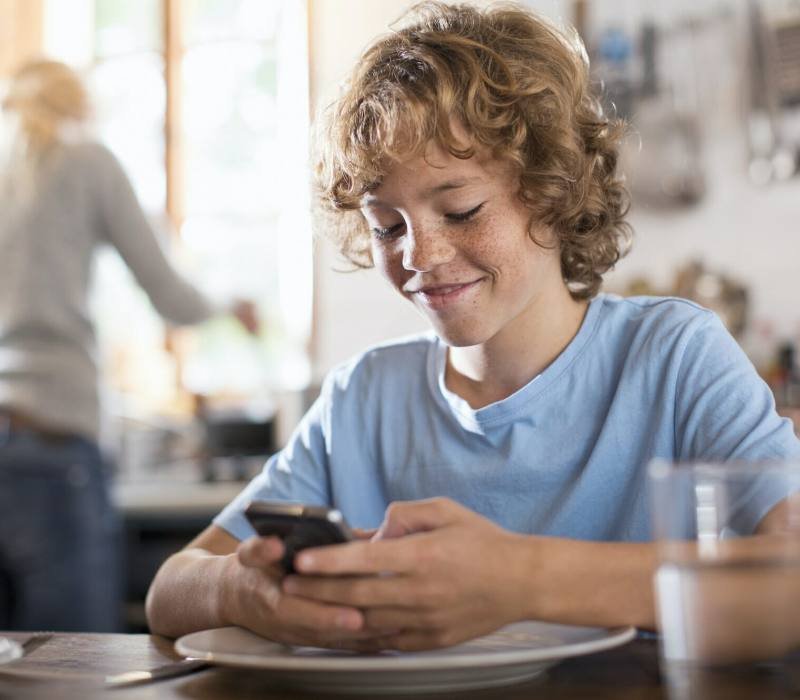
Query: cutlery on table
0 633 52 666
21 633 53 656
105 658 209 688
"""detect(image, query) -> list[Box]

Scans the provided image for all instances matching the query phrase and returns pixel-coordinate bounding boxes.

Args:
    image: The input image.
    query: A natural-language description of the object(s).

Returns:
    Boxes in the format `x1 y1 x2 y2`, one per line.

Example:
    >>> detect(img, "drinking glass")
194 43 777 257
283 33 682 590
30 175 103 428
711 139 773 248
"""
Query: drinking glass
649 460 800 700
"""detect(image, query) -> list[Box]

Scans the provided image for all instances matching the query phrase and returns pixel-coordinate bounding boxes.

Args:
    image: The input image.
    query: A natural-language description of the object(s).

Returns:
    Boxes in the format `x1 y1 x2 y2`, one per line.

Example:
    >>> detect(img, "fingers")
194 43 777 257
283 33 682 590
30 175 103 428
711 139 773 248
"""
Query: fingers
255 616 389 648
328 635 400 653
237 536 284 568
377 628 467 652
277 630 400 652
271 595 474 651
375 498 461 540
283 573 419 608
362 607 441 631
270 592 364 633
231 299 260 335
295 537 420 575
235 559 375 646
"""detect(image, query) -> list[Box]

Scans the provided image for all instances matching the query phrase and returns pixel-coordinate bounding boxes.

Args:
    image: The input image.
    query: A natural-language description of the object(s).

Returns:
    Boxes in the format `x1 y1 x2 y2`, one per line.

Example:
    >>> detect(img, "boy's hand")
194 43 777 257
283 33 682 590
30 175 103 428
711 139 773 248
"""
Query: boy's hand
281 498 532 650
226 535 392 649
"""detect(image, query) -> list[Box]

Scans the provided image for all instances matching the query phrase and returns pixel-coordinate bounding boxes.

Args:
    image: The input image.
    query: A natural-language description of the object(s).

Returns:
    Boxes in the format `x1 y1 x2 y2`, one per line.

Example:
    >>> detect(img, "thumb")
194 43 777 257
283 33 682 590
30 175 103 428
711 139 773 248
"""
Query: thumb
237 535 285 568
373 498 460 540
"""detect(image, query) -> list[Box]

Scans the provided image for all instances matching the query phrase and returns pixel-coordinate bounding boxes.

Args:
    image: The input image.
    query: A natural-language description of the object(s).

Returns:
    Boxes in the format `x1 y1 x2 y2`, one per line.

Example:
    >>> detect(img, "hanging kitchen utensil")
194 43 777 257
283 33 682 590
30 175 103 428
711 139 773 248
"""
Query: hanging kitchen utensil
746 0 800 183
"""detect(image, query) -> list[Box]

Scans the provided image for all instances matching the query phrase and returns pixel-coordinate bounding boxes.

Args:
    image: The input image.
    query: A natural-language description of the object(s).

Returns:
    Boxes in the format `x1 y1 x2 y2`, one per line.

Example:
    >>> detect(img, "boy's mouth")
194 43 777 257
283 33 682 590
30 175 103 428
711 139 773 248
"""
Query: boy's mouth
410 278 484 309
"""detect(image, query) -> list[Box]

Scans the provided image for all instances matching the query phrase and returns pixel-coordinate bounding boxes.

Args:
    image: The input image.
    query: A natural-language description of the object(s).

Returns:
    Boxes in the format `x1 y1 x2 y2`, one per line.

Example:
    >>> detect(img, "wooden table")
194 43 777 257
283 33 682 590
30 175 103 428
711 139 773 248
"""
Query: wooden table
1 631 799 699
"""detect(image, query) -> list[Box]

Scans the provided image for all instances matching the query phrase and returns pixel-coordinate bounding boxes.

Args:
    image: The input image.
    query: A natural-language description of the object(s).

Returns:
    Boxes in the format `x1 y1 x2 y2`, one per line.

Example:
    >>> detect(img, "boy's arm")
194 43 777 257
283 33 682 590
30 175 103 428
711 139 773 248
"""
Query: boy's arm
517 536 658 629
145 525 241 638
532 493 799 632
144 524 370 643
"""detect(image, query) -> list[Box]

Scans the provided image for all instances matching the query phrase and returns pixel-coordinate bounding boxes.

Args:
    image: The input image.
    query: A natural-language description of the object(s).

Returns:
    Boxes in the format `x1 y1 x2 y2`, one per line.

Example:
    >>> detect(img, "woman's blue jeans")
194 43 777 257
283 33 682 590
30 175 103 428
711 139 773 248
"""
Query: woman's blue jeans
0 427 122 631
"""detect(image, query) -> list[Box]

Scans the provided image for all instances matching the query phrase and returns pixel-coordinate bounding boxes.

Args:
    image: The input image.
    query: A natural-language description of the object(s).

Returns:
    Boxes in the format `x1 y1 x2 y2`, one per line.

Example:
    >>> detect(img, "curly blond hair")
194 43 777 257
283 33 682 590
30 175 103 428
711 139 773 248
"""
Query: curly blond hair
314 1 631 299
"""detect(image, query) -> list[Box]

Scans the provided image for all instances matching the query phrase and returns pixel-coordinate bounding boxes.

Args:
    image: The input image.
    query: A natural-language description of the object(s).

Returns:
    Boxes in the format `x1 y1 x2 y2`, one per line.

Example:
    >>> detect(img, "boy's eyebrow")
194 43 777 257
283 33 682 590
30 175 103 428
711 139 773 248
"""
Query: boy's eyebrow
423 177 483 196
362 177 483 206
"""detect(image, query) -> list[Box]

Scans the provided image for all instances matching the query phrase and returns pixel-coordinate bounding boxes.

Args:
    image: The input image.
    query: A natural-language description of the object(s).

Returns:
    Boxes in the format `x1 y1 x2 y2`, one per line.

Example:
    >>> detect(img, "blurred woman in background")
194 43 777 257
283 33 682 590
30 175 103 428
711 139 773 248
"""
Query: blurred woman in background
0 59 256 631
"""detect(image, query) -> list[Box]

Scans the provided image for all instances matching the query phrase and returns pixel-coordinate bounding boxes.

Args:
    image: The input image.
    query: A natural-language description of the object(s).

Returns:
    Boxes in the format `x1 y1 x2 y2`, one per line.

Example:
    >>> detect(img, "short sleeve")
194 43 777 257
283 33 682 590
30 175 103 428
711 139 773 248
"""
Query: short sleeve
675 313 800 462
674 313 800 532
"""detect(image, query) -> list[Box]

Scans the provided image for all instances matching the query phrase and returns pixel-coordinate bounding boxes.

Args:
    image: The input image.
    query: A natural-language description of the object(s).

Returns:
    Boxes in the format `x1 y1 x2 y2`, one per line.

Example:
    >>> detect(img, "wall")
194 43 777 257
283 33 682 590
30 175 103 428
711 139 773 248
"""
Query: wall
308 0 800 378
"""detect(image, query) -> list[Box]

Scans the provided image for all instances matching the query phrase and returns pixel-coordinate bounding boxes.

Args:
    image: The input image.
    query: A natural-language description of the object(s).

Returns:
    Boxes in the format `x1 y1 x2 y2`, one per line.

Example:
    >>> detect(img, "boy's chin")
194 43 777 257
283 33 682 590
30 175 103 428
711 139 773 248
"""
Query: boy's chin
433 324 490 349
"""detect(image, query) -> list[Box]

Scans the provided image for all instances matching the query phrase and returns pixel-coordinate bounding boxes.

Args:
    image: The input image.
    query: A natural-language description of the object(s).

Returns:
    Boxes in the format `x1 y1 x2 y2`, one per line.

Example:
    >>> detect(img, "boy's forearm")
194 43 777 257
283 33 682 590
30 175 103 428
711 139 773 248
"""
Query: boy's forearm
145 549 236 638
513 536 658 629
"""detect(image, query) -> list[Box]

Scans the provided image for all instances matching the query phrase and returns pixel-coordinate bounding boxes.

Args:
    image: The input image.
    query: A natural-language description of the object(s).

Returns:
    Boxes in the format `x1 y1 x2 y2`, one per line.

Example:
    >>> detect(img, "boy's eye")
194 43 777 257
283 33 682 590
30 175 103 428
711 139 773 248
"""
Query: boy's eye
371 222 405 239
370 202 484 239
445 202 484 222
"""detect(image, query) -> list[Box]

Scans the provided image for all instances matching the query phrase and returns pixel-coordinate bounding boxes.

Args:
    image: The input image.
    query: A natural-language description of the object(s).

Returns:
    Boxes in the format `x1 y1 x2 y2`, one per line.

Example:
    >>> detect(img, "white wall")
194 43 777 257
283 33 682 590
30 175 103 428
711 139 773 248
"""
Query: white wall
308 0 800 378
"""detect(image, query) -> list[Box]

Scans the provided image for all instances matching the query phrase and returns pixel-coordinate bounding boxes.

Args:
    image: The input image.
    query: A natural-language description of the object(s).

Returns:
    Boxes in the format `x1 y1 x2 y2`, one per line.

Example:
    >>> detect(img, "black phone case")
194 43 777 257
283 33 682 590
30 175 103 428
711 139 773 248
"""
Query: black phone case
244 503 352 573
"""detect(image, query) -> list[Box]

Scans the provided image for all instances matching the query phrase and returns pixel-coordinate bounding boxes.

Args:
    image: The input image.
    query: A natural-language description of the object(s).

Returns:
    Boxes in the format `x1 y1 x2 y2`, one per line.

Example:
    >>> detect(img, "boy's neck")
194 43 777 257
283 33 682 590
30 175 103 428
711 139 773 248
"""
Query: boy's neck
444 291 589 410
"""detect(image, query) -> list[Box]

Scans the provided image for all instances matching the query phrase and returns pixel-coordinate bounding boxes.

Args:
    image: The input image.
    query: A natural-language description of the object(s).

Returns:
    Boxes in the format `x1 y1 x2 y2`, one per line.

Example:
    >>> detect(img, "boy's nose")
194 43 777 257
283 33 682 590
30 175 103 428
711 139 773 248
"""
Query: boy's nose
401 223 456 272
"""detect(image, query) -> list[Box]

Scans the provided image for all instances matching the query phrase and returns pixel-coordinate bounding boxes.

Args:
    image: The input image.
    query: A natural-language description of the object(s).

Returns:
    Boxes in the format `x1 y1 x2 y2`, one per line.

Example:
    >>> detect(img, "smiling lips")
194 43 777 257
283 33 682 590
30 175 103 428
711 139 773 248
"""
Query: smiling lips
409 278 484 310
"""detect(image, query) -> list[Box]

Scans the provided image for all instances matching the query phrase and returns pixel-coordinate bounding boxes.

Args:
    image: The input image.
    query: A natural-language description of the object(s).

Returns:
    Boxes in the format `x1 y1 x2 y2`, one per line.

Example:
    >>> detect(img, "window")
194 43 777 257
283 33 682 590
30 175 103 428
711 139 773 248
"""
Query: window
43 0 312 417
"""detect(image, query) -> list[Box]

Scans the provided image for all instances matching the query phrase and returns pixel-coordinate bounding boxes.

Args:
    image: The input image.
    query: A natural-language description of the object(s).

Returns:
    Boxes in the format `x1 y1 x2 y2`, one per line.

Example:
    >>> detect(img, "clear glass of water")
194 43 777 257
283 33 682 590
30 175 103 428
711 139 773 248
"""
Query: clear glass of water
649 460 800 700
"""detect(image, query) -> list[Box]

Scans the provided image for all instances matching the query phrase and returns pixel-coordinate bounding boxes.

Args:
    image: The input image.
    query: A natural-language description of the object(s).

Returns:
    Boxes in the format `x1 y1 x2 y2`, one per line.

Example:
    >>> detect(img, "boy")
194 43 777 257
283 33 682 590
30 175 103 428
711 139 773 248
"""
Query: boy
147 2 800 650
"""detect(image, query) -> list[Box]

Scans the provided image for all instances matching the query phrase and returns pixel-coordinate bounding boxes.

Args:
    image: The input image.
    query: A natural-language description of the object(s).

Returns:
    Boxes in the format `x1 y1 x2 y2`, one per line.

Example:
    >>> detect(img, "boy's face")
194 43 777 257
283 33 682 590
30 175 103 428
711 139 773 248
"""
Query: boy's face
360 140 567 348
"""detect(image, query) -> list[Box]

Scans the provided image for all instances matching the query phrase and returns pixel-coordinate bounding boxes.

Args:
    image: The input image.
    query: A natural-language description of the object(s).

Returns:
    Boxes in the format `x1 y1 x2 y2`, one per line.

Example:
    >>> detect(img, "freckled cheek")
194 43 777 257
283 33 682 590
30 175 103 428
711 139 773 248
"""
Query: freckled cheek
461 227 514 282
372 247 407 290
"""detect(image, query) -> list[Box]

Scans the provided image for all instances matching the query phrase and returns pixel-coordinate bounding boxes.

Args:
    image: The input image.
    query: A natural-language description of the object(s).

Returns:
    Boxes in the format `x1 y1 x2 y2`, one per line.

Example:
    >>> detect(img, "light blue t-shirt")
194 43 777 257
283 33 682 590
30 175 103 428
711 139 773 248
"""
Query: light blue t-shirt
215 295 800 541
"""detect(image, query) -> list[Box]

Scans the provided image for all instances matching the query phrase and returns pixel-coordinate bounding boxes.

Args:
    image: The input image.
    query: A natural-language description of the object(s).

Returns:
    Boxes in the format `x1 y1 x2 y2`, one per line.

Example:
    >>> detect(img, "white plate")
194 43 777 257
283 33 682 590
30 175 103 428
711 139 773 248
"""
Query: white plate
176 622 636 694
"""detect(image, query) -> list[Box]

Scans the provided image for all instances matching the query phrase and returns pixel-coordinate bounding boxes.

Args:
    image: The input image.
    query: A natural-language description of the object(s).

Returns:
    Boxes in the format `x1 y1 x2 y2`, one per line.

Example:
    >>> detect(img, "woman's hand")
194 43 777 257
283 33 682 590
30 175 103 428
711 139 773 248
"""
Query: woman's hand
281 498 534 650
230 299 260 335
223 535 392 649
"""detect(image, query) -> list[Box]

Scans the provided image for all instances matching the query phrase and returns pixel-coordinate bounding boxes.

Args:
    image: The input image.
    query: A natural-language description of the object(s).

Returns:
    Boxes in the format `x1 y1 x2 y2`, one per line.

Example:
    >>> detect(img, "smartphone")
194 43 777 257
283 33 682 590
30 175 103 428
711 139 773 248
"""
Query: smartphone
244 500 353 573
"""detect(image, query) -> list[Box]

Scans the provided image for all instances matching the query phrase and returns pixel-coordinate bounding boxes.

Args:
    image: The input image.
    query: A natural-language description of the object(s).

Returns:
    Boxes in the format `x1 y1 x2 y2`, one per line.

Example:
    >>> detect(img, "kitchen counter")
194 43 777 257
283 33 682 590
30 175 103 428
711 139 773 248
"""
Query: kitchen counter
113 478 245 518
111 456 265 516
